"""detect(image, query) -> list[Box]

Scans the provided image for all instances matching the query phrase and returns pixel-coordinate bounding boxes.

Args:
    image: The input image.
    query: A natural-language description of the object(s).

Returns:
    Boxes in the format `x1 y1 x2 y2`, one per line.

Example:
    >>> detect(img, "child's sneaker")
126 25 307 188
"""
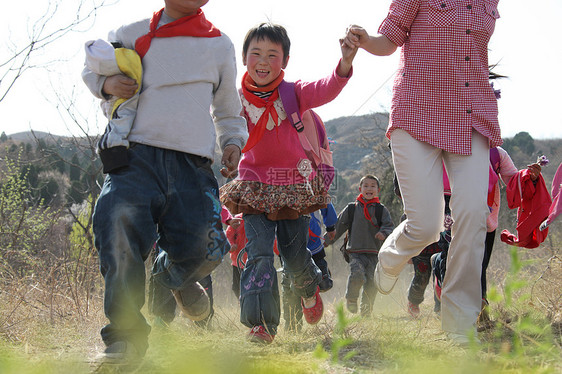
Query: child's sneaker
95 341 142 371
172 281 210 321
301 286 323 325
316 259 333 292
346 299 358 314
318 273 333 292
408 301 420 319
248 325 274 344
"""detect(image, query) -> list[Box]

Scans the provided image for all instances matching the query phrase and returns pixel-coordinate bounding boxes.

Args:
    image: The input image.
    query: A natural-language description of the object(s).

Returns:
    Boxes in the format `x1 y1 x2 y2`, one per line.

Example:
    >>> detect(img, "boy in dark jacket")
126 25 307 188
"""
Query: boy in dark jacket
325 175 394 316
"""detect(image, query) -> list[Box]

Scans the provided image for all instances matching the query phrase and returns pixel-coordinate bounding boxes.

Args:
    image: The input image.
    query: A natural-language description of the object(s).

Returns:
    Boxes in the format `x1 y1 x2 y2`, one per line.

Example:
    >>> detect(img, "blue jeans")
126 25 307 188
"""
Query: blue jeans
93 144 228 354
240 214 321 335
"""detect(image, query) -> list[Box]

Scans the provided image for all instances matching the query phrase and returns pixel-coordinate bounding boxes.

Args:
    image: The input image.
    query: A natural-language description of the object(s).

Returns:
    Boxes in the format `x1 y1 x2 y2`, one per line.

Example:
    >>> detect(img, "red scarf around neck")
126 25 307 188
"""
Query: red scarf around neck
135 8 221 59
241 71 285 153
357 194 380 226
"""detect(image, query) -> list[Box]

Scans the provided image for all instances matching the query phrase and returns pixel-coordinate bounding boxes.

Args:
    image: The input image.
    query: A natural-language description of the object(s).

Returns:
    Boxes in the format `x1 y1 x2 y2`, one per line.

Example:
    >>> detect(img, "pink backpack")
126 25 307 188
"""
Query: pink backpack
278 81 335 191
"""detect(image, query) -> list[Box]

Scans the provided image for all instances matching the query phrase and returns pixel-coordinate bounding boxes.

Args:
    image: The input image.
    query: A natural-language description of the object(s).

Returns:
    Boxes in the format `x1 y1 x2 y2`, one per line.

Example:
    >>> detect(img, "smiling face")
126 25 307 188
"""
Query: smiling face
359 177 380 200
243 37 289 87
164 0 208 19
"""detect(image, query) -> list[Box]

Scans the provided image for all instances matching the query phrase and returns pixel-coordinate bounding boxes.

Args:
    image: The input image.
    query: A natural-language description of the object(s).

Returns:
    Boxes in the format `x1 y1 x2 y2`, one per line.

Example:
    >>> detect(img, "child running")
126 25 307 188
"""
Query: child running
82 0 247 363
325 175 394 316
220 22 356 343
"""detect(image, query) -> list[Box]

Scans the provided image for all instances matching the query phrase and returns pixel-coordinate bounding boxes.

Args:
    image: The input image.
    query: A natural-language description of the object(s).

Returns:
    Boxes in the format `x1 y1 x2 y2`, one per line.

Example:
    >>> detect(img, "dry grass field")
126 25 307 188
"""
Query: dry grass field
1 235 561 374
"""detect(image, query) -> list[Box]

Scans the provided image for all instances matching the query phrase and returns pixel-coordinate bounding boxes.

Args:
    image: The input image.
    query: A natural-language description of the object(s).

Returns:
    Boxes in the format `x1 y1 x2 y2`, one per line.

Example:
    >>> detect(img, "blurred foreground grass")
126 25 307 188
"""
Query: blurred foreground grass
0 298 560 374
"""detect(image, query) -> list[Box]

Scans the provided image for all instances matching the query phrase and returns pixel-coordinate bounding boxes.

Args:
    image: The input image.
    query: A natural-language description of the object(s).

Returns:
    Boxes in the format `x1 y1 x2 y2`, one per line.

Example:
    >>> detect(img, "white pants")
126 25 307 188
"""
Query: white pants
381 129 489 334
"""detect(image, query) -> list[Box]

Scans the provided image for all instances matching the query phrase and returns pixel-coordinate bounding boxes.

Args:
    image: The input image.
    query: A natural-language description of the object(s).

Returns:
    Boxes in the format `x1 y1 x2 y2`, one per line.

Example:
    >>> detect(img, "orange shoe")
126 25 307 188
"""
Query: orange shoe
301 286 323 325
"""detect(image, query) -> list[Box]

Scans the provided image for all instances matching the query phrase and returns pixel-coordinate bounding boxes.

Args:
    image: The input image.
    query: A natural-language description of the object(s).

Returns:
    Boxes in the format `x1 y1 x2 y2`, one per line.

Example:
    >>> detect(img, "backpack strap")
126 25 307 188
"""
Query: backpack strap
278 81 304 132
347 202 356 238
374 203 384 228
278 81 321 165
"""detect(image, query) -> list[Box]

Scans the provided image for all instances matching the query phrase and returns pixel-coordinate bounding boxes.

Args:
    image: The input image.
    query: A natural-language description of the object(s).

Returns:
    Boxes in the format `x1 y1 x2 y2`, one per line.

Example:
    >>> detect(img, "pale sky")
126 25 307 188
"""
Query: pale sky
1 0 561 140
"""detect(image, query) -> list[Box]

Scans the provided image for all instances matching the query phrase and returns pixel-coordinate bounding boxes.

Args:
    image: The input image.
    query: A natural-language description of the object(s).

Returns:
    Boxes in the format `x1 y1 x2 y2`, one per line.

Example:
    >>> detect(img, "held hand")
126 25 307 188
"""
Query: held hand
220 144 241 179
527 163 542 181
102 74 138 98
327 231 336 241
228 217 242 229
375 232 386 241
344 25 369 49
338 37 358 77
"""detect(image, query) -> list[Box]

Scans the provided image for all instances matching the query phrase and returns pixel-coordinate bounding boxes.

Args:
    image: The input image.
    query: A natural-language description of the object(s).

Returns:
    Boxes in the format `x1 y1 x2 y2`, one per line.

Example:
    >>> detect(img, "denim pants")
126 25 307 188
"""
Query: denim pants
281 265 303 332
93 144 228 353
240 214 321 335
346 253 378 316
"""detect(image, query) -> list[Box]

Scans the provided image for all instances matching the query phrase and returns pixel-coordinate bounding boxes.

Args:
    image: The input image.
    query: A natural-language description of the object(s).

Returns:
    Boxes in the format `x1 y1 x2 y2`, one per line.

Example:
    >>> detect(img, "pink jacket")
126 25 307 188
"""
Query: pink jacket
542 162 562 229
487 147 518 232
237 65 350 185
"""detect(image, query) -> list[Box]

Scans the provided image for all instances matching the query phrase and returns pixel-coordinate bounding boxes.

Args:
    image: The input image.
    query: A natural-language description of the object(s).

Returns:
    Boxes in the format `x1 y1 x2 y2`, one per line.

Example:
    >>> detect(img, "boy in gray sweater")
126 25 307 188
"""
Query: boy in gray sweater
82 0 247 363
325 175 394 316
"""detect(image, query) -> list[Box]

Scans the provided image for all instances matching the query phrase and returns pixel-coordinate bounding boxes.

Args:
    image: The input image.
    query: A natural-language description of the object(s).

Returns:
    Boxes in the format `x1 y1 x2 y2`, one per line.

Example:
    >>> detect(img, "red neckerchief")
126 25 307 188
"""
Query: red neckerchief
240 71 284 153
357 194 380 226
135 8 221 59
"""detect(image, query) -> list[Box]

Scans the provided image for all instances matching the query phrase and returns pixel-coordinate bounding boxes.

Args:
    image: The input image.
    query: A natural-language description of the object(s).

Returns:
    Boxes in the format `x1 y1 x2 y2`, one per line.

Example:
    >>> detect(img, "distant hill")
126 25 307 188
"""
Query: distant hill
324 113 389 172
7 130 69 143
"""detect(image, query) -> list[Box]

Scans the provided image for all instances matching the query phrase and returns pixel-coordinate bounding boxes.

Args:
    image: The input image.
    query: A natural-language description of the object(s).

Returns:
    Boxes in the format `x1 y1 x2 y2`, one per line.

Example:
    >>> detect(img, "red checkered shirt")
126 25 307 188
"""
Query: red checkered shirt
379 0 503 155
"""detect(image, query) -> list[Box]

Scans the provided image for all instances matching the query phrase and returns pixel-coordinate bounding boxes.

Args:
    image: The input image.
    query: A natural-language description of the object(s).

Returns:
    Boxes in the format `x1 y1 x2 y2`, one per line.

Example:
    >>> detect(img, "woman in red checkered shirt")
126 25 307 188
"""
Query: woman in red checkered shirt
343 0 502 346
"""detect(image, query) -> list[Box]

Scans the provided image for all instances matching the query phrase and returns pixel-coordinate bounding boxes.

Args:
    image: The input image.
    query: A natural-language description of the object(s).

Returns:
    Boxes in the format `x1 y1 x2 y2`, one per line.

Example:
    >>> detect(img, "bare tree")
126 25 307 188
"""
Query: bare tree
0 0 112 102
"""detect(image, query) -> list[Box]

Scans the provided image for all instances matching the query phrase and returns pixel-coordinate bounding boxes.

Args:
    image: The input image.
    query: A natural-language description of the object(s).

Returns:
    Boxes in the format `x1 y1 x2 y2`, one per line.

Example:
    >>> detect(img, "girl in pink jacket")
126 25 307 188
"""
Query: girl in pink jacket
221 22 356 343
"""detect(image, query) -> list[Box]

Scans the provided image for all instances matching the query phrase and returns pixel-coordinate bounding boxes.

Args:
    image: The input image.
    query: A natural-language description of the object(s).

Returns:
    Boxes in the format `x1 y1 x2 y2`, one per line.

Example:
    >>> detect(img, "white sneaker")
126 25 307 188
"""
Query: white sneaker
374 262 398 295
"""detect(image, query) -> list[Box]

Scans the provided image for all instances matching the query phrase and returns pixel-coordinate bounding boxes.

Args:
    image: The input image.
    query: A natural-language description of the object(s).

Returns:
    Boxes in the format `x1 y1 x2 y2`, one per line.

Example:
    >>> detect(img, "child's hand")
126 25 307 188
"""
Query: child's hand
102 74 138 98
323 233 333 246
527 163 542 181
375 232 386 241
338 36 358 77
220 144 241 179
344 25 369 49
228 217 242 229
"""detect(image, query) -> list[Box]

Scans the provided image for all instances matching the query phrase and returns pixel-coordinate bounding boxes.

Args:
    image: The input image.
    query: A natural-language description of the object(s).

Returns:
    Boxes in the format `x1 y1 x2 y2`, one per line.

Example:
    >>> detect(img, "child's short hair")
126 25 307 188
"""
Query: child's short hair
242 23 291 61
360 174 380 189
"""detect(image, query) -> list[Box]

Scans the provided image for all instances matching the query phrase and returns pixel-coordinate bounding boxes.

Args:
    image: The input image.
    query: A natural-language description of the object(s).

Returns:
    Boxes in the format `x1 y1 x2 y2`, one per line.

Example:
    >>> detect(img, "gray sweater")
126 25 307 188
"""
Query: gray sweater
82 12 247 163
328 201 394 254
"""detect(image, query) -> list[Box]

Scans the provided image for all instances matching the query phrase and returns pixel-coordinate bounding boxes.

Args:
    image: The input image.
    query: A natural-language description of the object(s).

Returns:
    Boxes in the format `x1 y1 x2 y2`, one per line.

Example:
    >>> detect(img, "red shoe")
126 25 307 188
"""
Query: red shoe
434 276 442 301
248 326 274 344
301 286 323 325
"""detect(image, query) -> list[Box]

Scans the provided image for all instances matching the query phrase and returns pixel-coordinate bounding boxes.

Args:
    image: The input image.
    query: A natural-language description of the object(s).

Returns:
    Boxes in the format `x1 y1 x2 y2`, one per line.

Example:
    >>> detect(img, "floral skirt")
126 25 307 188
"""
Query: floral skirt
220 176 329 220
